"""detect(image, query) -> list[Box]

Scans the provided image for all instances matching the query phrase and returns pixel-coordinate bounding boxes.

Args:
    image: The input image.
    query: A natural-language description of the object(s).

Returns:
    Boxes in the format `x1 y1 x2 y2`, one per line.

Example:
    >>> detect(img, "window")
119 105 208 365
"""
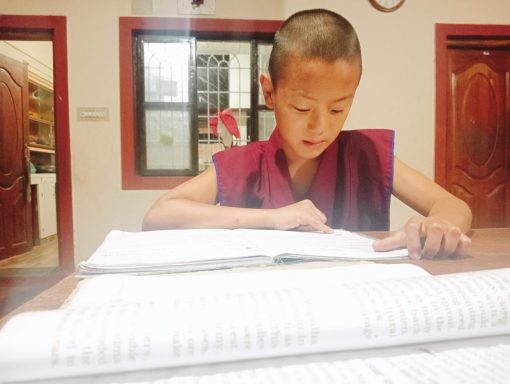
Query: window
138 37 194 176
120 18 282 189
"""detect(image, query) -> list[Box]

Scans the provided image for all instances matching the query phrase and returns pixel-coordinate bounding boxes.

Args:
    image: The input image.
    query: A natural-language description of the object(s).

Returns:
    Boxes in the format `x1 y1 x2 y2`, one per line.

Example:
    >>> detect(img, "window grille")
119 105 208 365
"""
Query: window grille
134 35 274 176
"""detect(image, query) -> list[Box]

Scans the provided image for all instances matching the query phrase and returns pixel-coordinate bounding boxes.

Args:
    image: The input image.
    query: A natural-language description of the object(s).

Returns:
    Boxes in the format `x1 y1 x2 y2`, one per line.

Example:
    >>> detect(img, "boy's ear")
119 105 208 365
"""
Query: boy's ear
259 73 275 109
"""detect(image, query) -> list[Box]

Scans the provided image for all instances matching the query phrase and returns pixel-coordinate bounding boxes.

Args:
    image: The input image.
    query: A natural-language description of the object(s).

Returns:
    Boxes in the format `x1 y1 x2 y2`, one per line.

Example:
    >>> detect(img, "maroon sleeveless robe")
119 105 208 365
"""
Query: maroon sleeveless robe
212 129 394 231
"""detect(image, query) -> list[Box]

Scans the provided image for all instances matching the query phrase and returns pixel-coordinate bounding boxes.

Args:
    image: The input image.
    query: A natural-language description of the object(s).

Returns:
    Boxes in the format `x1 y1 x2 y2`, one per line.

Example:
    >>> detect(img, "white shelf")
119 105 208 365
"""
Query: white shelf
29 144 55 154
31 173 56 185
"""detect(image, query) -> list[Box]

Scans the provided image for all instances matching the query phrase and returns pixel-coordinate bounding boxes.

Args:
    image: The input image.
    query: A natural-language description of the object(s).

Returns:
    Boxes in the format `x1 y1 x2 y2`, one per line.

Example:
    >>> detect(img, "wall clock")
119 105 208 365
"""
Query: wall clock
369 0 405 12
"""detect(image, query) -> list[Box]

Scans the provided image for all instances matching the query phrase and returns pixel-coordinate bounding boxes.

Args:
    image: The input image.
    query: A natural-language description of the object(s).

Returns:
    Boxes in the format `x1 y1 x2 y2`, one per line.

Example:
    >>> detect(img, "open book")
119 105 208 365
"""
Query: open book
77 228 408 275
1 265 510 382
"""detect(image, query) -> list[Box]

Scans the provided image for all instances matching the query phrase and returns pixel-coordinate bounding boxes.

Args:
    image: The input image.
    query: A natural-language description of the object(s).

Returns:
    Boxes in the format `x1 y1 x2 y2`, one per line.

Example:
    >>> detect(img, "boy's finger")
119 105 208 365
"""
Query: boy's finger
310 205 327 223
297 221 333 233
306 204 331 232
372 230 406 251
313 221 333 234
442 227 462 257
405 220 423 260
451 233 471 257
422 223 444 259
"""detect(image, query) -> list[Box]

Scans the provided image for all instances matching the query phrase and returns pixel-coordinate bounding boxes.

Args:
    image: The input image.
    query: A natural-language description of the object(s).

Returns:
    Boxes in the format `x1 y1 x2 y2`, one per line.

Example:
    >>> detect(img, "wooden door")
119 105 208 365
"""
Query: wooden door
446 45 510 228
0 53 33 259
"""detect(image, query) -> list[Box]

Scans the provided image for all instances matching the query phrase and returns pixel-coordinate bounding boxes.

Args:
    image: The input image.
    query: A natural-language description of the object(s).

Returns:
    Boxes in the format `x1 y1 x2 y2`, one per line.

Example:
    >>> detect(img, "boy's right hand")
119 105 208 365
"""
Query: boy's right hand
268 200 333 233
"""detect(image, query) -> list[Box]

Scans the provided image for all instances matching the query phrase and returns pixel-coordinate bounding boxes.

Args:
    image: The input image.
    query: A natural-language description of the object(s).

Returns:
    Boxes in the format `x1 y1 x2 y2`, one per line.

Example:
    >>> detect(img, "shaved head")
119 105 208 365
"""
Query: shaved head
269 9 362 86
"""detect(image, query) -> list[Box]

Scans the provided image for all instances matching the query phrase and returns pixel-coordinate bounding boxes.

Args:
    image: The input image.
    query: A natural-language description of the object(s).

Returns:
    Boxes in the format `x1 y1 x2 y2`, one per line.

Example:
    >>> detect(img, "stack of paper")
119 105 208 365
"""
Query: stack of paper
78 229 408 275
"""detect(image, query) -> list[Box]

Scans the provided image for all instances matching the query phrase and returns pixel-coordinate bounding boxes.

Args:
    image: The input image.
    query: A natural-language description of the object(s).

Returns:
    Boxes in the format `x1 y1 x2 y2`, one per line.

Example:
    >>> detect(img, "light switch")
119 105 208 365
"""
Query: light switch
77 107 109 122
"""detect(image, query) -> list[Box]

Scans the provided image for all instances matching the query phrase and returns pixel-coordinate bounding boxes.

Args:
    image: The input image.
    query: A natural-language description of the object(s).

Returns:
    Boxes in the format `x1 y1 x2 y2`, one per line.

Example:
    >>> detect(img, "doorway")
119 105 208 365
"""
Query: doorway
0 16 73 315
435 24 510 228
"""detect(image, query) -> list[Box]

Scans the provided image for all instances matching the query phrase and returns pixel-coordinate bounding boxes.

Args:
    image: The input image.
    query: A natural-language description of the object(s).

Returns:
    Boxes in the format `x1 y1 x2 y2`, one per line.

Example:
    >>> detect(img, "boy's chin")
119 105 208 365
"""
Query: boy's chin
297 147 328 160
300 141 330 154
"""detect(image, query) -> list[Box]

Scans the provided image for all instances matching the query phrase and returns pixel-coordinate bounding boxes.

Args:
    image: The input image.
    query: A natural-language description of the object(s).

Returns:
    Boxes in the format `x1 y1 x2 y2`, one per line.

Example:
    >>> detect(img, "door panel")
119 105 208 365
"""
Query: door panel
447 48 510 228
0 53 33 258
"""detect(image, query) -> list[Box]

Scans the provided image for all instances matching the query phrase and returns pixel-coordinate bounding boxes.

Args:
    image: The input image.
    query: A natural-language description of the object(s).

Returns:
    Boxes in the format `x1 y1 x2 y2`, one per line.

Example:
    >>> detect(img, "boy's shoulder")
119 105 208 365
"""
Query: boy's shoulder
339 128 394 140
338 128 394 149
213 137 273 162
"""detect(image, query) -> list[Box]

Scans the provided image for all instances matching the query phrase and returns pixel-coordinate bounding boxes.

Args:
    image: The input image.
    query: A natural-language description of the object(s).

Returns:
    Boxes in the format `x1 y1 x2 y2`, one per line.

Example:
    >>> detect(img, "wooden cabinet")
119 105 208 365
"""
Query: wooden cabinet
28 80 56 171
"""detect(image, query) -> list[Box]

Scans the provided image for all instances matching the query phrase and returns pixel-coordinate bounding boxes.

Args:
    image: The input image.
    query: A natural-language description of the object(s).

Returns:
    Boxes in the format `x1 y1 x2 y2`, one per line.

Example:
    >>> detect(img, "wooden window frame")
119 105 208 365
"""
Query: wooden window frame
135 35 197 176
119 17 282 190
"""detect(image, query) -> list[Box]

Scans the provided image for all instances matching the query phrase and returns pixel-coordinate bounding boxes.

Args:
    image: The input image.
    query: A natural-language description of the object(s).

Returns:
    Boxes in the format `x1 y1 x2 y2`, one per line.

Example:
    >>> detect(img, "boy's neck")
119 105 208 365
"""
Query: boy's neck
288 157 321 201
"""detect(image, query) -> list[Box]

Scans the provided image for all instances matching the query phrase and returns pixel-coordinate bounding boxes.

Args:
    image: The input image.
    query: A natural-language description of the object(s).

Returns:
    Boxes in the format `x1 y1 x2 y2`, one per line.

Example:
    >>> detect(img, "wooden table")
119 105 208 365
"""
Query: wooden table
1 228 509 329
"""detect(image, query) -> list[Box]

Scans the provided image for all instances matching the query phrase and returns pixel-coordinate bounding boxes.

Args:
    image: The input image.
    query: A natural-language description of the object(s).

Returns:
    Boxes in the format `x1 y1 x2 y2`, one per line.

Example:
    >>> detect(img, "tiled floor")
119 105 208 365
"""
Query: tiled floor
0 236 59 270
0 236 61 316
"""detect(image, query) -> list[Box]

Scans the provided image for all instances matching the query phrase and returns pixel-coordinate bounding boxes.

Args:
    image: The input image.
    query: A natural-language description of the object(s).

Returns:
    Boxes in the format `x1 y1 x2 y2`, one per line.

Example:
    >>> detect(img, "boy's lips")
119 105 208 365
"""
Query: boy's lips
302 139 326 147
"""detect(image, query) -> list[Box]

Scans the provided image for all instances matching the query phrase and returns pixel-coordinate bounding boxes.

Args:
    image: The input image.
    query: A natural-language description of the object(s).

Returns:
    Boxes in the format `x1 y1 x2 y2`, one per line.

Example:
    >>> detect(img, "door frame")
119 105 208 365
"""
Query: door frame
0 15 74 275
435 23 510 186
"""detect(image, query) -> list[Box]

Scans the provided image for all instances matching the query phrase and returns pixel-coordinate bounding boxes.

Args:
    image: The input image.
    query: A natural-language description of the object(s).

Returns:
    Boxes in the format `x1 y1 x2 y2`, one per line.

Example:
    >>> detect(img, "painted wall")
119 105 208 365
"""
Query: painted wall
1 0 509 263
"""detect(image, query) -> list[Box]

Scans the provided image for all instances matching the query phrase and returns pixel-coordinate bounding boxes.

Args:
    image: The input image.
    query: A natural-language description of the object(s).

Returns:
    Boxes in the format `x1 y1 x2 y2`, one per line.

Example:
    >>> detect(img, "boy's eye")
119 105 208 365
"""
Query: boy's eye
331 109 344 114
293 106 310 112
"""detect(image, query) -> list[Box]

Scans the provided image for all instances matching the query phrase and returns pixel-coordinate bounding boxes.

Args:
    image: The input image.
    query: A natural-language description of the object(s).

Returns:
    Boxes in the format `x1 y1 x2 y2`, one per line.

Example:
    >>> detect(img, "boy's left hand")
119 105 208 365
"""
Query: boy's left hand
372 216 471 260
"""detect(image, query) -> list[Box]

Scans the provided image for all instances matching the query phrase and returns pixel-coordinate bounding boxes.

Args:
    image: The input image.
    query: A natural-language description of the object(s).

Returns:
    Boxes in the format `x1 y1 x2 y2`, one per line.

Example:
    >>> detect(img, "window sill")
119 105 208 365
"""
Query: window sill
121 174 193 190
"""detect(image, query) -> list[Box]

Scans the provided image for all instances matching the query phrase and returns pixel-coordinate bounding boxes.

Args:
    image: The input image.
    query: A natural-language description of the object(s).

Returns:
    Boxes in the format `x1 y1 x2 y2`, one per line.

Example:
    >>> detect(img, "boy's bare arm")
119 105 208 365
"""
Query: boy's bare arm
373 157 472 259
142 166 332 232
392 157 472 231
142 166 243 230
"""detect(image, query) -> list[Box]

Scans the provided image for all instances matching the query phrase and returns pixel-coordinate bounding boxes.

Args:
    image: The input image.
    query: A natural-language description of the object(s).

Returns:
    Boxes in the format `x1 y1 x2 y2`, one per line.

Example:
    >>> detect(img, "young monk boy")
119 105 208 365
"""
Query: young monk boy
142 9 472 260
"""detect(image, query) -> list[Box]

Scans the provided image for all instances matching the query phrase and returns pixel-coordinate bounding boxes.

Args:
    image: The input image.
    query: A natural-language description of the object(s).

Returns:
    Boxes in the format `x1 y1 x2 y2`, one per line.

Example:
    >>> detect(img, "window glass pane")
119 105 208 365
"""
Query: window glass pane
144 41 190 103
196 41 251 168
258 110 276 140
258 43 272 105
145 110 191 170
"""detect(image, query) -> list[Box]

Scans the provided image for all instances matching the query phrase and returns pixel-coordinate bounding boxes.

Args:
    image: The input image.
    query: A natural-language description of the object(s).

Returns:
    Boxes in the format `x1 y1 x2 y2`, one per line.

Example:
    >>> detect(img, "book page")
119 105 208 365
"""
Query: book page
82 230 269 267
0 284 342 381
80 229 407 274
111 343 510 384
237 229 408 260
69 264 430 309
26 335 510 384
332 267 510 349
1 268 509 382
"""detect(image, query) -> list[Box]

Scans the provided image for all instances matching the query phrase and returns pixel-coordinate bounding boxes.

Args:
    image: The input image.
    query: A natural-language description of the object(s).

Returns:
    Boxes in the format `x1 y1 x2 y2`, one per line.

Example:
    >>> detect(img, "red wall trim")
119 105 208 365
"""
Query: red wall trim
435 23 510 187
435 24 448 187
119 17 282 190
0 15 74 274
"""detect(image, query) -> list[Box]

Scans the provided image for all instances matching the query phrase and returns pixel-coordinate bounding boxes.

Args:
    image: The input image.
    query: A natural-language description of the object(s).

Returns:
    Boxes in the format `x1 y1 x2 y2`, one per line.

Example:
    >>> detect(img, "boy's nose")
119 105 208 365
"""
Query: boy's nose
308 110 327 133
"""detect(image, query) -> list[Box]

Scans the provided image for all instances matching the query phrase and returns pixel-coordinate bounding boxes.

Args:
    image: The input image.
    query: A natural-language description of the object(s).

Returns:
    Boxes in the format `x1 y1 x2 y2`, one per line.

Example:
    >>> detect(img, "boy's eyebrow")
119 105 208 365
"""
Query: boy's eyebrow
331 95 355 102
291 90 355 102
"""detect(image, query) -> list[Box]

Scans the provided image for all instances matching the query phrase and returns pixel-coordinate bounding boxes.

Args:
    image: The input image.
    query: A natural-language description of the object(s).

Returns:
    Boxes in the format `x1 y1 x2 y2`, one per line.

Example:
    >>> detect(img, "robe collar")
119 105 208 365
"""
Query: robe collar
263 128 339 226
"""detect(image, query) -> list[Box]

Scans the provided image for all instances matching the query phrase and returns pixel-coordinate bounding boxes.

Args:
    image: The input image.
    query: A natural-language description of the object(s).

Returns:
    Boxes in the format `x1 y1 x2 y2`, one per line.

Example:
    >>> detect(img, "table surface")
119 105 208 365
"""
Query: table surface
1 227 509 329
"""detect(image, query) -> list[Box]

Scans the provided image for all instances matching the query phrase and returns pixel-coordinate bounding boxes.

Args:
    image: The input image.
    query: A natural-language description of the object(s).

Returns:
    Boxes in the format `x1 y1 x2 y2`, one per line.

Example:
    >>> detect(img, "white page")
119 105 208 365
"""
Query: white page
330 267 510 349
237 229 408 260
0 284 346 381
82 229 268 267
69 264 429 309
2 268 509 382
24 335 510 384
80 229 407 272
139 343 510 384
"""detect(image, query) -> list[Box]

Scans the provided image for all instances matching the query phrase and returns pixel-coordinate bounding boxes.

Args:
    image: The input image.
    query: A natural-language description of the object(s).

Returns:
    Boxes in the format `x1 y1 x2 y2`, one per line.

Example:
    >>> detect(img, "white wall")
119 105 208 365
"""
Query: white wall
1 0 509 263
